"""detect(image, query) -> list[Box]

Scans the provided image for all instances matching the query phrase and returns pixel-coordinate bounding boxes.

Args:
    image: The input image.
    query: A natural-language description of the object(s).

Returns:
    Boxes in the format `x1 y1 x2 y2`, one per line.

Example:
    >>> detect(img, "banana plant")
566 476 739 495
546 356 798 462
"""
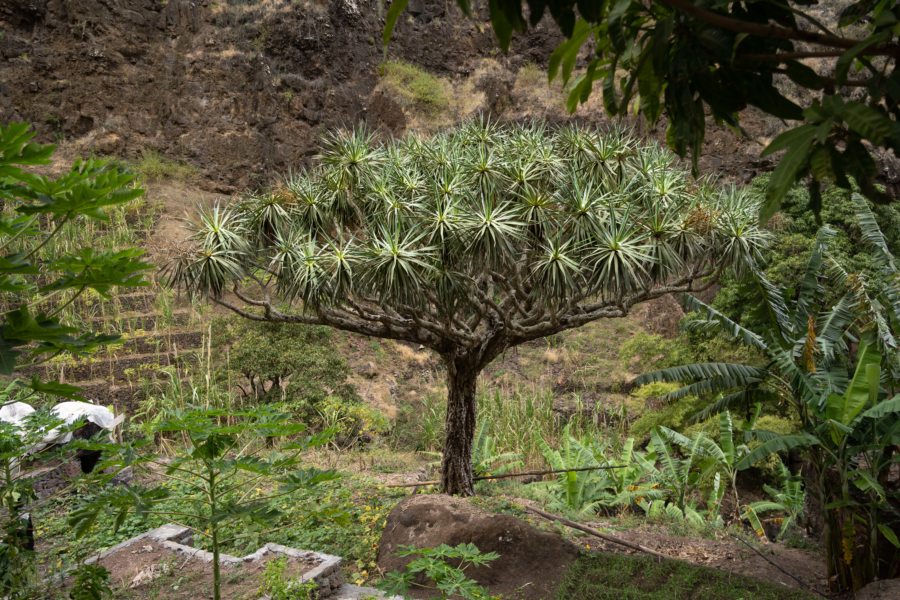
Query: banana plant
471 421 522 479
538 426 608 516
596 437 664 510
649 427 708 514
638 498 707 528
687 411 750 519
743 460 805 542
637 201 900 590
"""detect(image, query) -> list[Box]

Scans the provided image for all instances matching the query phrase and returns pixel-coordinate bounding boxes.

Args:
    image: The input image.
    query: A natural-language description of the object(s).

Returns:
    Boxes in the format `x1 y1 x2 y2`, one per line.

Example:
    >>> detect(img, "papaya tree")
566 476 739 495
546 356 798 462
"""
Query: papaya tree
165 121 766 495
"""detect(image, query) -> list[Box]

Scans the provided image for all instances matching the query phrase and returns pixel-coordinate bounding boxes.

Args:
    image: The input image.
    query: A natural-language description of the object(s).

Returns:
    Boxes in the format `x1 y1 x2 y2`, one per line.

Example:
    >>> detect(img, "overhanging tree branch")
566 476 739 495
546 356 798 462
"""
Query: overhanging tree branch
659 0 899 55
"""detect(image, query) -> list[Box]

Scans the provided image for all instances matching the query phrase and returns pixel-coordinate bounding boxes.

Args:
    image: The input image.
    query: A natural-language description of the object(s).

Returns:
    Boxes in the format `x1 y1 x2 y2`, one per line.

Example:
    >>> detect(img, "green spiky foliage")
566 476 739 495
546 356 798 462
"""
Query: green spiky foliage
471 421 522 479
636 197 900 591
165 121 766 496
656 411 749 520
743 459 806 542
538 426 608 516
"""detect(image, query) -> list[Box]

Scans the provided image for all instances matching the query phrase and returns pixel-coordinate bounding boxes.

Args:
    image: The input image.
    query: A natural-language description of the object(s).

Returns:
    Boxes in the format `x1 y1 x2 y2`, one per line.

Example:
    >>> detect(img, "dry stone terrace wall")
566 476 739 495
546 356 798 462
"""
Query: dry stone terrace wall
84 523 399 599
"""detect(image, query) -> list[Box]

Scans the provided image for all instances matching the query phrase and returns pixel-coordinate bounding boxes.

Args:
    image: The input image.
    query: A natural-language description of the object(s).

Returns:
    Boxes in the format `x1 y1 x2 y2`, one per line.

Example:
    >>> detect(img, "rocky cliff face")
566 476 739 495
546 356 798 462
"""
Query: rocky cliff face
6 1 891 193
0 0 560 189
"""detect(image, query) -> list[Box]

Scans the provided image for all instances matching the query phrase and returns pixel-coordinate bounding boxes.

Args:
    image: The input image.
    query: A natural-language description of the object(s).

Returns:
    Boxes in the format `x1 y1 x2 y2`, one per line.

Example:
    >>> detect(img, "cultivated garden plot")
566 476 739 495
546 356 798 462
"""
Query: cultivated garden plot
82 524 344 600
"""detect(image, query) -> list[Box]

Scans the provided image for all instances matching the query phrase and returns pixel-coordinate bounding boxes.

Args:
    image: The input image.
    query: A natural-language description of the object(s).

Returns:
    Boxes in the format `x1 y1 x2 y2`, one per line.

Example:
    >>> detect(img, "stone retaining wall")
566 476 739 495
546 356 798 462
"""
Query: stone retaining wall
85 523 353 598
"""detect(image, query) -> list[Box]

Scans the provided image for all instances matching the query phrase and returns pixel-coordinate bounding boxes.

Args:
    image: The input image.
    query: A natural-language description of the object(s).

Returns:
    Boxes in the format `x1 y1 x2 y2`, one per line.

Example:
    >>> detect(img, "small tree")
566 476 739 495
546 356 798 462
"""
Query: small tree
166 122 766 495
213 318 356 408
0 121 148 595
71 406 338 600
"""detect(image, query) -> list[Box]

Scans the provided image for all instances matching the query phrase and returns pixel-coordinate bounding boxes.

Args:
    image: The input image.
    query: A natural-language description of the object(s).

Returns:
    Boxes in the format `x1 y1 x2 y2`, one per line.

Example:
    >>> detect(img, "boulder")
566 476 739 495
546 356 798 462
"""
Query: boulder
378 494 580 599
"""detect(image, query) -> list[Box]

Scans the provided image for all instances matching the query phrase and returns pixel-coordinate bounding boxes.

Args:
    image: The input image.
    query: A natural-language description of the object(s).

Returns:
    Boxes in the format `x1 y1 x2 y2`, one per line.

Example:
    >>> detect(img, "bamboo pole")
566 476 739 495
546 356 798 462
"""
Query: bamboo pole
526 506 670 560
383 464 627 488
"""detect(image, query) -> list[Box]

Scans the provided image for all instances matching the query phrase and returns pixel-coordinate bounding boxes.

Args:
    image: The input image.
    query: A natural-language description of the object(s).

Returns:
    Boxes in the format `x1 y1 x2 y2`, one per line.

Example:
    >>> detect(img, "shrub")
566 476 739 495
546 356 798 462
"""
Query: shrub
628 383 705 440
132 149 198 182
258 557 317 600
317 395 389 448
214 318 359 420
619 332 689 372
68 564 112 600
378 60 451 114
380 543 500 600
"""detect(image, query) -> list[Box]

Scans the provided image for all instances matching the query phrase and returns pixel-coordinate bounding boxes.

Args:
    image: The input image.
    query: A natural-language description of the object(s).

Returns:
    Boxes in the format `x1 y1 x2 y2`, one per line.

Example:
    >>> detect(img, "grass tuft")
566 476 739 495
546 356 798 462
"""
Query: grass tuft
132 149 198 183
378 60 451 115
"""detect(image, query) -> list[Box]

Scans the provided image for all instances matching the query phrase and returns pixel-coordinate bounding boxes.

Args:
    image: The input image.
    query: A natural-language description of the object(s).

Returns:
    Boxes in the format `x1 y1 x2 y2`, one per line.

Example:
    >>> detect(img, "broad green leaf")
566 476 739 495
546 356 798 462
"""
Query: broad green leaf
784 61 825 90
852 469 886 499
836 30 891 84
736 433 819 469
878 524 900 548
840 101 897 145
488 0 514 51
761 126 818 223
829 341 881 425
860 394 900 420
549 18 592 83
382 0 410 48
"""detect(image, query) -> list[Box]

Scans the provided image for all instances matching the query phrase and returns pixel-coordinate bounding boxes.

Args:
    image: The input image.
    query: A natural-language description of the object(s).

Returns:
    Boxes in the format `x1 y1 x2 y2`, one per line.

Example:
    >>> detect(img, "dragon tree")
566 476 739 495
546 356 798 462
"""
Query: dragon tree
166 121 767 495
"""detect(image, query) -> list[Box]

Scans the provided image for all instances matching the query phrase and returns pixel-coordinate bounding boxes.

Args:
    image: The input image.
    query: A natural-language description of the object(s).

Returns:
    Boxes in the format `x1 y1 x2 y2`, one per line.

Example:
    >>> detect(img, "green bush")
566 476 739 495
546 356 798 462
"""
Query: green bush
132 149 198 182
317 395 389 448
709 174 900 332
628 383 705 440
619 332 689 372
213 318 362 418
258 557 317 600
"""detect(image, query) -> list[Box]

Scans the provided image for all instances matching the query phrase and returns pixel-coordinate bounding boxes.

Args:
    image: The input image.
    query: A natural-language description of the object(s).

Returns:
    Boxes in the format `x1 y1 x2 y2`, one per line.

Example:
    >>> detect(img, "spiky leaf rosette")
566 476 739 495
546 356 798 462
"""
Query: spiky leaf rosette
166 121 767 356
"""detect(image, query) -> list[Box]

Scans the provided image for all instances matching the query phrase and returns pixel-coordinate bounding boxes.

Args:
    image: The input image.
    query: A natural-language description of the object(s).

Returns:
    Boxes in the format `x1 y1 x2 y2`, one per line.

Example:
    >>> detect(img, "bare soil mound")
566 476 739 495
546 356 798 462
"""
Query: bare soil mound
377 494 580 599
96 540 317 599
856 578 900 600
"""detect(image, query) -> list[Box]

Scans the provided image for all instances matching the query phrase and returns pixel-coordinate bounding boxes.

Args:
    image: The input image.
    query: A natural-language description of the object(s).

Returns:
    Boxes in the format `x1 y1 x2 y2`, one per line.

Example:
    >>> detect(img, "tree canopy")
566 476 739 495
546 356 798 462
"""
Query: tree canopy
166 120 767 494
385 1 900 220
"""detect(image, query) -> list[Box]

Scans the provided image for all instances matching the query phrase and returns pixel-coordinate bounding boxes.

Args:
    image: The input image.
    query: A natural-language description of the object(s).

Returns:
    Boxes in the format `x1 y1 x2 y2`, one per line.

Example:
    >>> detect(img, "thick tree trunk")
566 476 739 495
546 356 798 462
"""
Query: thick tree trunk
441 354 479 496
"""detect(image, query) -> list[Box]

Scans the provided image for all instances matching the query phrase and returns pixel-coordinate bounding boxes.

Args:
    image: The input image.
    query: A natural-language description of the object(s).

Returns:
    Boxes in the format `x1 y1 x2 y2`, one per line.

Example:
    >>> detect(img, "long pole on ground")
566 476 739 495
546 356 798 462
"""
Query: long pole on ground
525 505 670 560
383 464 627 488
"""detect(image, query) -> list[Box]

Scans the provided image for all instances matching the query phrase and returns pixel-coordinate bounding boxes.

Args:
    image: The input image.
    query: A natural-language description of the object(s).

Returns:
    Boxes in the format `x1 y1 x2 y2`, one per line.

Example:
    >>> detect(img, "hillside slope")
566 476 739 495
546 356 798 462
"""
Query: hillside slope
1 0 792 190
